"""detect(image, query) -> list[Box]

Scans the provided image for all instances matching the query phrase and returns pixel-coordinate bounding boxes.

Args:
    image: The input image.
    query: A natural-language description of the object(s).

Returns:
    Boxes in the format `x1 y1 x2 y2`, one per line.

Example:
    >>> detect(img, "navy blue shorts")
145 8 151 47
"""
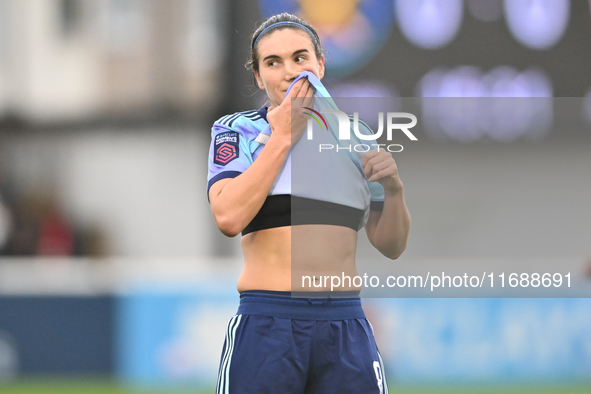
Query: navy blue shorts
215 290 388 394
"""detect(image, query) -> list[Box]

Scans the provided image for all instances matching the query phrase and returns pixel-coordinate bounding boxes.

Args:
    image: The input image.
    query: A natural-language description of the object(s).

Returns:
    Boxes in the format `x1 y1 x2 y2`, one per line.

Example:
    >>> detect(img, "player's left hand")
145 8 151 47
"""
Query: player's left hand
362 148 403 194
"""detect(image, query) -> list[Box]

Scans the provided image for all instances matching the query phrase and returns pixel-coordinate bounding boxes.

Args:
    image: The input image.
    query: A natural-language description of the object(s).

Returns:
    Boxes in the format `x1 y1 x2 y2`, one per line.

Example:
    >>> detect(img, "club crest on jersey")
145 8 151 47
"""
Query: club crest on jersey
214 131 239 165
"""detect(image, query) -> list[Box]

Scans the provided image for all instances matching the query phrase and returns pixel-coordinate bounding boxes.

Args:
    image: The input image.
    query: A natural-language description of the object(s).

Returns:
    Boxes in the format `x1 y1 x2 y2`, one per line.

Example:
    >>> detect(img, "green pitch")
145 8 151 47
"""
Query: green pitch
396 388 590 394
0 380 203 394
0 380 588 394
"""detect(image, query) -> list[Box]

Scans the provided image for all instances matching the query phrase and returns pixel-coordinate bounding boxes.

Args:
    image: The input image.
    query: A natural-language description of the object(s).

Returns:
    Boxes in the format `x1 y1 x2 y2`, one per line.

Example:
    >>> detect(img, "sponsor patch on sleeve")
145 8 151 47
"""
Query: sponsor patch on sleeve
214 131 240 165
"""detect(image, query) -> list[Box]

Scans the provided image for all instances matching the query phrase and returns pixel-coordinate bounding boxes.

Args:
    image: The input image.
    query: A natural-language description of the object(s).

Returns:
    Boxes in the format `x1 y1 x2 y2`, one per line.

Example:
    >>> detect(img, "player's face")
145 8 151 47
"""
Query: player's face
254 28 325 108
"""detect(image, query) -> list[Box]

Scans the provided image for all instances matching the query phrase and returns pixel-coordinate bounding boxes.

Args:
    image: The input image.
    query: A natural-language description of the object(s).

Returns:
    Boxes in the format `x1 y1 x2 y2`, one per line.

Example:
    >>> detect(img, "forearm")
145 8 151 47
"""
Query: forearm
369 187 411 259
210 135 290 236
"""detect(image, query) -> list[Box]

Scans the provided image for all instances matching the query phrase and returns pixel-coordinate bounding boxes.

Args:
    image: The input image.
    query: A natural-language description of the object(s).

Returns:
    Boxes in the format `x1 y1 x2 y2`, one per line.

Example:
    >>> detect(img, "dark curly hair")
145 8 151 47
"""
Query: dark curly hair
245 13 325 76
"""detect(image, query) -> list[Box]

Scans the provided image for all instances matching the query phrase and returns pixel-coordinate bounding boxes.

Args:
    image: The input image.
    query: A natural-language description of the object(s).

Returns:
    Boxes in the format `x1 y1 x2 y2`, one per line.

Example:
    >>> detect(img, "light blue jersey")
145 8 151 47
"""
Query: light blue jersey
207 71 384 231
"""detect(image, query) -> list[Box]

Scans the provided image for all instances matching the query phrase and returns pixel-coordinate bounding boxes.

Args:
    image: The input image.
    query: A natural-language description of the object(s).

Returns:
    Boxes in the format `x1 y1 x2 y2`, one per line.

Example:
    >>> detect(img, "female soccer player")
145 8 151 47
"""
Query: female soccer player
207 12 410 394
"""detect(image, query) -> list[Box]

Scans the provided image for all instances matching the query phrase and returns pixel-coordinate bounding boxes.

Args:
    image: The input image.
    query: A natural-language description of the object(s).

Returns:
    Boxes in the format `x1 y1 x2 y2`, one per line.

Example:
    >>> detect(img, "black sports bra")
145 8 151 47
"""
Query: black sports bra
242 194 384 236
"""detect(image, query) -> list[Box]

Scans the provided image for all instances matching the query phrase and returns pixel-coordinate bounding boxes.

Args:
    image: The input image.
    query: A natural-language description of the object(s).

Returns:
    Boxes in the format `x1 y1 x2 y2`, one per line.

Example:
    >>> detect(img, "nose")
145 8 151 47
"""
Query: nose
284 61 300 81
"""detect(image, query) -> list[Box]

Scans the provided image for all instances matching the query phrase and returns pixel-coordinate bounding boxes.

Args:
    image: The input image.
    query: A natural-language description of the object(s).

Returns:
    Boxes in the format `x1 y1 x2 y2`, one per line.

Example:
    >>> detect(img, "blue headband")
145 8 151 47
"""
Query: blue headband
253 21 318 48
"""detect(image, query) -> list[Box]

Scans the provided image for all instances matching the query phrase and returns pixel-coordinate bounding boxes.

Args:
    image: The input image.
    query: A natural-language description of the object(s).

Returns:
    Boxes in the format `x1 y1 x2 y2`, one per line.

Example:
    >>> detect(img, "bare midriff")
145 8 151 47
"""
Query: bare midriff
237 225 360 293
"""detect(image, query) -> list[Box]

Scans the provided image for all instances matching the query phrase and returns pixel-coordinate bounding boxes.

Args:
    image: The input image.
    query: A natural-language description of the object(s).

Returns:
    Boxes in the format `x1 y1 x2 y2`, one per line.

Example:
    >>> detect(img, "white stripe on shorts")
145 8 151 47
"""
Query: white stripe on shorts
216 314 242 394
377 349 389 394
367 319 389 394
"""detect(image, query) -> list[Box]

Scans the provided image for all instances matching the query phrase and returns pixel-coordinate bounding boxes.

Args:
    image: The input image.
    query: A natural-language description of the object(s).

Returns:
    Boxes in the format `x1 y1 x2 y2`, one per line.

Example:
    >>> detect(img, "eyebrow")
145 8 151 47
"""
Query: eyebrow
262 49 310 63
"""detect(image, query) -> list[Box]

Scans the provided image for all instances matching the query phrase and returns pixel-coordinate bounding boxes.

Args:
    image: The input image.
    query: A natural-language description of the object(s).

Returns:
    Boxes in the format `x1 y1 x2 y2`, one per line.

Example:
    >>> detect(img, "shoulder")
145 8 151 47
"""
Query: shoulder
211 110 269 152
213 109 267 138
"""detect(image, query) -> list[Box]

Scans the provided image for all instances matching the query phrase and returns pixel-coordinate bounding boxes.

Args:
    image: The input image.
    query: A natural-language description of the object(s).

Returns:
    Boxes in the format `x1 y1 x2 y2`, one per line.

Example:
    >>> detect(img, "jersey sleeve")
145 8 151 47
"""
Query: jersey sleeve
350 115 385 211
207 120 253 200
368 181 385 211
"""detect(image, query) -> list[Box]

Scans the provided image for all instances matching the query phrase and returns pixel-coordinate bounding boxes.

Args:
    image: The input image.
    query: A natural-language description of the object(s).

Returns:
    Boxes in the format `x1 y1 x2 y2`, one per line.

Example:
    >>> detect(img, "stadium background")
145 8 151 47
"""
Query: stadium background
0 0 591 393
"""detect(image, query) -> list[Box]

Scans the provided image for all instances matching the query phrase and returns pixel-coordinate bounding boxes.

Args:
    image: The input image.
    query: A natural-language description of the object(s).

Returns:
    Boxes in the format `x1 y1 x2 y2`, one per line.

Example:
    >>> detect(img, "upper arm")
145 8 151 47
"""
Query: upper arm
364 170 385 246
206 120 253 201
208 178 233 206
364 209 381 247
354 117 386 246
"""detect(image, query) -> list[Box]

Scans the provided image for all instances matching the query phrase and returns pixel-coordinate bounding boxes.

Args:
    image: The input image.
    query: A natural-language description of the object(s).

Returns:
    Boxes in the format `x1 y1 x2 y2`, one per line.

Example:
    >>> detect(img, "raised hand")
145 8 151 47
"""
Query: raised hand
267 78 315 146
362 148 403 194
